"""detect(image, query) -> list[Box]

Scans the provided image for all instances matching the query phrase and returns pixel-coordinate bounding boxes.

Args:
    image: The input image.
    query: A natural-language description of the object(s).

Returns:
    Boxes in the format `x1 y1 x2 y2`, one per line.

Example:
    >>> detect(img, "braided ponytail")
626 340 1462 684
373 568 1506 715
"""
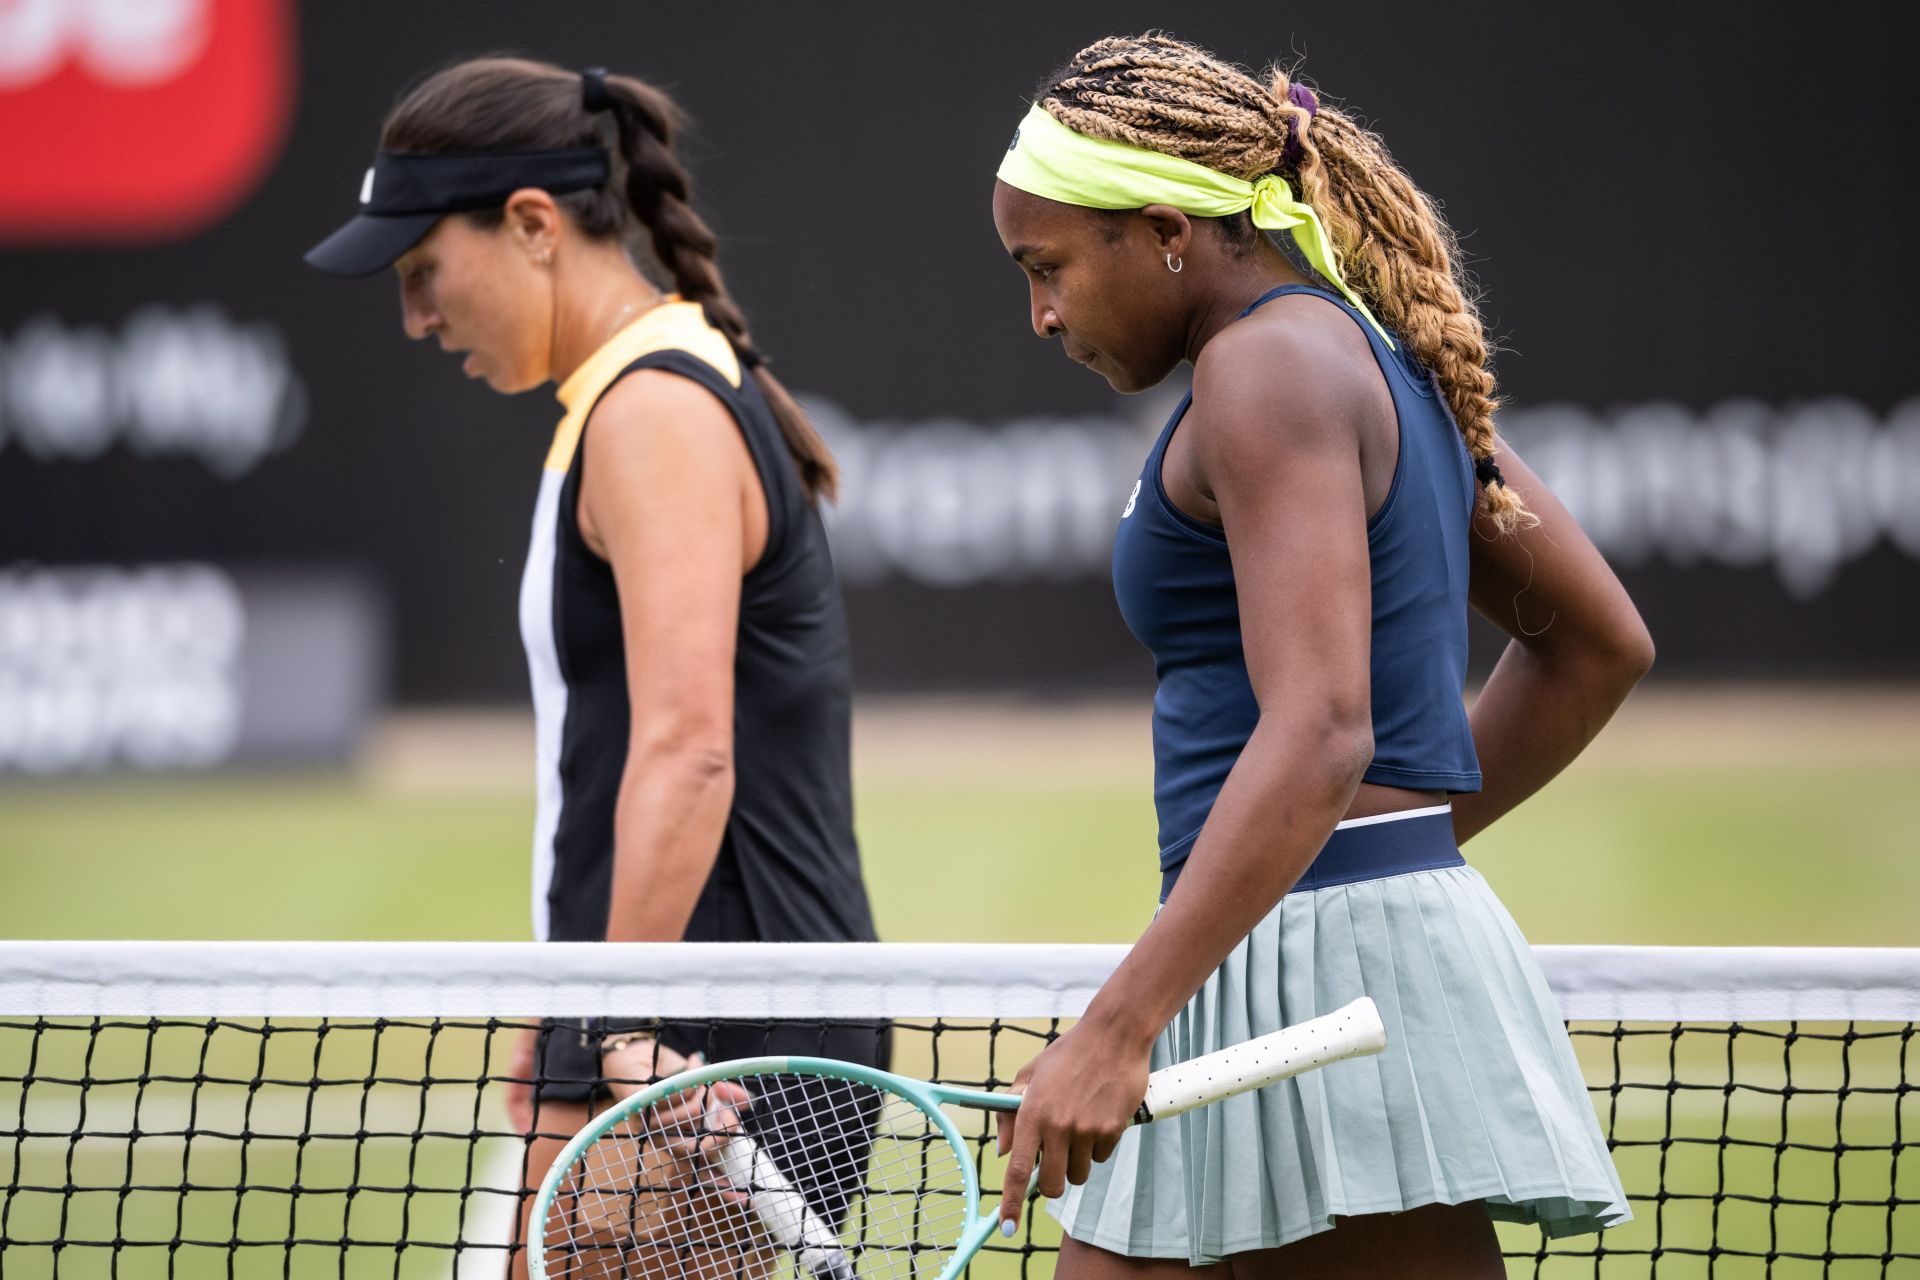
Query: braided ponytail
1271 68 1528 530
1040 36 1532 532
599 74 839 503
381 57 838 503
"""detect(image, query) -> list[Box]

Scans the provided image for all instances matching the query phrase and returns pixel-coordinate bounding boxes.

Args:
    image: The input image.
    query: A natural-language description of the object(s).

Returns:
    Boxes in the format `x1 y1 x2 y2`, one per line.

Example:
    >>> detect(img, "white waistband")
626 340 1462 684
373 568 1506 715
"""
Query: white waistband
1332 803 1453 832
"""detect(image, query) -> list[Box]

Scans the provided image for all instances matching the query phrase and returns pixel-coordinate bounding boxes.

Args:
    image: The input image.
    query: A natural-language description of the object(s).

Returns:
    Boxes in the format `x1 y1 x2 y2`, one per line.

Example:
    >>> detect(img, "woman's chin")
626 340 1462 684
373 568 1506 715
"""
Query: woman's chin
1100 363 1165 395
482 366 545 396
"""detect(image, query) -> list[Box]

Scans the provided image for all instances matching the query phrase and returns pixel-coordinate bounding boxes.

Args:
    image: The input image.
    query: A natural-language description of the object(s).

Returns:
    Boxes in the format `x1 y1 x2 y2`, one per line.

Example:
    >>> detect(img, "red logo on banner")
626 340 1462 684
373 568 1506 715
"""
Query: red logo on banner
0 0 295 243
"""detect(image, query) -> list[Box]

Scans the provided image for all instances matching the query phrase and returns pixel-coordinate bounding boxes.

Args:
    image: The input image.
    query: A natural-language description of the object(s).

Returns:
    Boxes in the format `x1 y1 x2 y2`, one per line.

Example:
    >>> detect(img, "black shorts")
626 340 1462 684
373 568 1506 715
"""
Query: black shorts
531 1016 893 1104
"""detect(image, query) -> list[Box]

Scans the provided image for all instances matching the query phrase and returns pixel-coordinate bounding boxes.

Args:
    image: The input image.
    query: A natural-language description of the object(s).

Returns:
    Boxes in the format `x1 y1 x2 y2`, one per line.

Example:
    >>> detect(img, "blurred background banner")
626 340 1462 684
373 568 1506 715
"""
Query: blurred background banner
0 0 294 240
1 0 1915 776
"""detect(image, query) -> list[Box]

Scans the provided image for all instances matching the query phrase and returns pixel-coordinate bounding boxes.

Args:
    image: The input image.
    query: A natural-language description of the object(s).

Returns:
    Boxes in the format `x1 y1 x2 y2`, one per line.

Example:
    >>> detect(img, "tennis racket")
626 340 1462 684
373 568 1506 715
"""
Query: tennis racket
531 996 1386 1280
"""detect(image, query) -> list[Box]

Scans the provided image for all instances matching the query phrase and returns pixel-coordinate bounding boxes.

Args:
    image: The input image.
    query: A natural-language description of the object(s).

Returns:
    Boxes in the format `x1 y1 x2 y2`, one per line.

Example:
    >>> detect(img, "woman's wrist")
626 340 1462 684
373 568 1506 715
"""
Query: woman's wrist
600 1029 653 1056
1077 985 1167 1055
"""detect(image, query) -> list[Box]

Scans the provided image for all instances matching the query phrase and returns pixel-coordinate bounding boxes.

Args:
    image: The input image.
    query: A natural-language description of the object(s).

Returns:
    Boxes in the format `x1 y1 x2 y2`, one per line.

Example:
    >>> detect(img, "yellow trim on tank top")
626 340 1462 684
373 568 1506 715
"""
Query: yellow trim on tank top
545 297 743 473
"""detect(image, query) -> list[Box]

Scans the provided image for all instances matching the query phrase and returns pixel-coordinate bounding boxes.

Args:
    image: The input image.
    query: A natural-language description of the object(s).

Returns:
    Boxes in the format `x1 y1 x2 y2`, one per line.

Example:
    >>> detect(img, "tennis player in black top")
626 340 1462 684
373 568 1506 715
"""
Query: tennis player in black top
305 57 885 1275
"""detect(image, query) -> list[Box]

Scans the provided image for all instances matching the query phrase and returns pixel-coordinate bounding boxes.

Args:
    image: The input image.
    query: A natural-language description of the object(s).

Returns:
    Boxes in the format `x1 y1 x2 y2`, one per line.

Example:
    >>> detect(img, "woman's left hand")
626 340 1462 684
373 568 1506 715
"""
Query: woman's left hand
994 1022 1151 1231
601 1035 696 1101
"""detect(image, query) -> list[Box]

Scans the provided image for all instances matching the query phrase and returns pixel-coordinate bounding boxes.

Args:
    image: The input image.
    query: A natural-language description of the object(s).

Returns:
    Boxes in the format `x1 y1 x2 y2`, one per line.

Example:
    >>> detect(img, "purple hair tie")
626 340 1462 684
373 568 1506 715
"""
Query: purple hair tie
1279 82 1319 169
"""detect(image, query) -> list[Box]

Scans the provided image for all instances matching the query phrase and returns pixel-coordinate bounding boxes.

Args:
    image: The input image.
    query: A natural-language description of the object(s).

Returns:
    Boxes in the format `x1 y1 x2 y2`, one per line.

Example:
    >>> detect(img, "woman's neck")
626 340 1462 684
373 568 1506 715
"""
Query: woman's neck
1182 245 1315 366
547 254 665 385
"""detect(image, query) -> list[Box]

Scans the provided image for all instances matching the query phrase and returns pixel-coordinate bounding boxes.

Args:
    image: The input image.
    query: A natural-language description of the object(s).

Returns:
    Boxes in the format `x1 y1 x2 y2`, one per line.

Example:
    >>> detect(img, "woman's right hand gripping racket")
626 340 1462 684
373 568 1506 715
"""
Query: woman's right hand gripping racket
531 997 1387 1280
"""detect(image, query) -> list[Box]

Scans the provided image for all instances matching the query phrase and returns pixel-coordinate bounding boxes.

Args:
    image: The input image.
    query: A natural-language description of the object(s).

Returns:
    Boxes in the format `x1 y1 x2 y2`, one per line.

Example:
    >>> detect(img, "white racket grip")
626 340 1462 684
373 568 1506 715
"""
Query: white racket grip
712 1131 854 1280
1135 996 1387 1122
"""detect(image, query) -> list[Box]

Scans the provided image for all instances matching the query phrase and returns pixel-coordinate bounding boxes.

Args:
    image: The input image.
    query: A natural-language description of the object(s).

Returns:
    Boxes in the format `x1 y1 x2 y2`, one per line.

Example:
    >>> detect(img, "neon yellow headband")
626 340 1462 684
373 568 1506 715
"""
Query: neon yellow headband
996 104 1393 349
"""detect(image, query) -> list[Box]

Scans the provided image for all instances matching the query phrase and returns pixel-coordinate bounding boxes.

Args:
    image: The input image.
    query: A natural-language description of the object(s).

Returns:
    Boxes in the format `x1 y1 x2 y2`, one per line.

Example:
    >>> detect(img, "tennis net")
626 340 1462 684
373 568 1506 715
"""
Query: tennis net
1 942 1914 1278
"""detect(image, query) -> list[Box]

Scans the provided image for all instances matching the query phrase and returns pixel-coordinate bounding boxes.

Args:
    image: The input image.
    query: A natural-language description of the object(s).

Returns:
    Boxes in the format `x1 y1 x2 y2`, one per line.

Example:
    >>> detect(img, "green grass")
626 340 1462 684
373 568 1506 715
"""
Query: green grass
0 778 532 941
2 752 1916 1276
1466 765 1920 947
2 763 1914 944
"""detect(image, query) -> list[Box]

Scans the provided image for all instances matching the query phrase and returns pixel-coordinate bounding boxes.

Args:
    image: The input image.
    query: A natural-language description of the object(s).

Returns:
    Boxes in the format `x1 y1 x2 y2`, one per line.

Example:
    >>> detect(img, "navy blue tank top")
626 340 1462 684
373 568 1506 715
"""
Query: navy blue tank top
1112 284 1482 883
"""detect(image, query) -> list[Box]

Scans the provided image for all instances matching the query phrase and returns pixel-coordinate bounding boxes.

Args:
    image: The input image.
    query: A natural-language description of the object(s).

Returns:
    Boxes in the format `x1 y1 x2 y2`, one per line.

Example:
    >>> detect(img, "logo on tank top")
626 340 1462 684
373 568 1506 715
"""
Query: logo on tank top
1122 478 1141 519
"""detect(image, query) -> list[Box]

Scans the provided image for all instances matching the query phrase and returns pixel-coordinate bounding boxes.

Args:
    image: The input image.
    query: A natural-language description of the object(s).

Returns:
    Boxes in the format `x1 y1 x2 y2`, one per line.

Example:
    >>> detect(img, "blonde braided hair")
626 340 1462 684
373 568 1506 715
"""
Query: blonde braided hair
1042 35 1532 531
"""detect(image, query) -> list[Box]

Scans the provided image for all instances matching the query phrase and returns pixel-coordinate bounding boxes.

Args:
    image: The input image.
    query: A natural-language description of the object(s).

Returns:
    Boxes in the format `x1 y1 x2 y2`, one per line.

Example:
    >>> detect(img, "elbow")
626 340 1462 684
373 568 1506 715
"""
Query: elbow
1532 606 1655 697
1306 695 1375 793
1336 722 1376 792
1601 612 1656 691
1624 622 1657 683
626 717 735 788
675 742 735 787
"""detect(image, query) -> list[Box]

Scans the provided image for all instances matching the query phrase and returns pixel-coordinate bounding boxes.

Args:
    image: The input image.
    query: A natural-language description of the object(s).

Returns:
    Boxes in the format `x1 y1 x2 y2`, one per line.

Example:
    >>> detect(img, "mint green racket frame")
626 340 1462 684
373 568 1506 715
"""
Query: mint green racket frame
530 1054 1015 1280
531 997 1385 1280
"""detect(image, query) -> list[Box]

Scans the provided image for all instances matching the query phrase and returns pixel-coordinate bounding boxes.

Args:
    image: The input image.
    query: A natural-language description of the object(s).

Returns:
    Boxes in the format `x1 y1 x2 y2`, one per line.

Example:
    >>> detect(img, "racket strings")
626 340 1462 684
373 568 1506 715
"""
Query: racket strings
544 1074 975 1280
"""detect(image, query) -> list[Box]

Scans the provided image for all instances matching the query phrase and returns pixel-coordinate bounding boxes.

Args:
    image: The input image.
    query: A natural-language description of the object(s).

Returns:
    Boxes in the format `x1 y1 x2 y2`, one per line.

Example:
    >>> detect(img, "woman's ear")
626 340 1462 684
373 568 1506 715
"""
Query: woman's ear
503 187 564 265
1138 204 1194 264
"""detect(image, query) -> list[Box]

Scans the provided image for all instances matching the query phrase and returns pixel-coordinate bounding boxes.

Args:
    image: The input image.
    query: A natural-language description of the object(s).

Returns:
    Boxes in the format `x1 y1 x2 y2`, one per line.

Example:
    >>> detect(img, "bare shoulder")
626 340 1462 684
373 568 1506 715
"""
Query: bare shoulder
1189 293 1385 463
585 367 741 462
575 366 756 558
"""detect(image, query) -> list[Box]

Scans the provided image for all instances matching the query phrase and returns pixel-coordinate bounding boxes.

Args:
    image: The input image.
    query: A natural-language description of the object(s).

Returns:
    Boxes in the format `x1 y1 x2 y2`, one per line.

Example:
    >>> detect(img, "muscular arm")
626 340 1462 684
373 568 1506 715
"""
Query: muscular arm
1451 443 1654 845
998 315 1380 1215
577 370 764 942
1081 320 1376 1049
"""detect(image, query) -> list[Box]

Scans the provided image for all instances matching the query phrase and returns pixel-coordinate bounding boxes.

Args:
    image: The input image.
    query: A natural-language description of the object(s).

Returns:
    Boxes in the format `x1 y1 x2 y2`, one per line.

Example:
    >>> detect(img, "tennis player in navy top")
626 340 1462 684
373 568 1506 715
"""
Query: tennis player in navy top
990 37 1652 1277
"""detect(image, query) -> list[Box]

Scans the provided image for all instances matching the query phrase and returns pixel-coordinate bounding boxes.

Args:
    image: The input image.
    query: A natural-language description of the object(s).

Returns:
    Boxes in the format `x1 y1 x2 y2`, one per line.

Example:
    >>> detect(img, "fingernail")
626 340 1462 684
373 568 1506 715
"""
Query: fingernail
1000 1218 1017 1237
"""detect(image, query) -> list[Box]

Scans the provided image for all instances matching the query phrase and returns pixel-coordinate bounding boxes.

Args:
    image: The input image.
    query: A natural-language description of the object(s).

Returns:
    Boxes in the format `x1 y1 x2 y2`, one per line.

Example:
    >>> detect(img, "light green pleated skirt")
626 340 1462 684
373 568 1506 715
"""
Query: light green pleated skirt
1049 865 1630 1263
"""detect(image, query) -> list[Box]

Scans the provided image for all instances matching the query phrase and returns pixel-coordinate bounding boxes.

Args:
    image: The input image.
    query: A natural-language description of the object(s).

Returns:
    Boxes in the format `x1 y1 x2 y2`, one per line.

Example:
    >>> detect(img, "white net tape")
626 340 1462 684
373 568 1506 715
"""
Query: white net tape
4 941 1918 1020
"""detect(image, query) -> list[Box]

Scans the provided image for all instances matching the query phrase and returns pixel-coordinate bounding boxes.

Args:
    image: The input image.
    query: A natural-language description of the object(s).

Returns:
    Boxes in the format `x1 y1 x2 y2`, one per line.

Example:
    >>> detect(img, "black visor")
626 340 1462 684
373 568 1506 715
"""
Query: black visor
304 147 612 277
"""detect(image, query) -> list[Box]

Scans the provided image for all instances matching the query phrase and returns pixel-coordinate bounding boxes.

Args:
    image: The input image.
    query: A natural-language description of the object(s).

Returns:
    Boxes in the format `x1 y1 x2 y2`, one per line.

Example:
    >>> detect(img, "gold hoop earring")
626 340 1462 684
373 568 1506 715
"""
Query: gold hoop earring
1166 253 1183 274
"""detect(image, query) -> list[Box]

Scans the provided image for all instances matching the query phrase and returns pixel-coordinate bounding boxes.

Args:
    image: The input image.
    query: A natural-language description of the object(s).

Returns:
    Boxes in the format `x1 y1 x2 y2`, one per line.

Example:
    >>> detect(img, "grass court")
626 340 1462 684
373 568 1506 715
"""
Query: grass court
2 688 1915 1275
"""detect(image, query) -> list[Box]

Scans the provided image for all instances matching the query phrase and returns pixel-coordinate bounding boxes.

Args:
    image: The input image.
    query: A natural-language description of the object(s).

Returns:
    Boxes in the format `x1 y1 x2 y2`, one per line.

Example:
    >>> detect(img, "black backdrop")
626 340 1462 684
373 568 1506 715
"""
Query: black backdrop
2 1 1915 710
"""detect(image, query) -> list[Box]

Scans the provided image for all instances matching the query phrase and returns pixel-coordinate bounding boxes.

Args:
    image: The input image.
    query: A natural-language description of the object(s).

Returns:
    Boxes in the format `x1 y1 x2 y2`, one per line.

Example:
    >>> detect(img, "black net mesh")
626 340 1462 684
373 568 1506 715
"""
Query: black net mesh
3 1010 1916 1277
0 1016 1061 1280
1508 1020 1919 1277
